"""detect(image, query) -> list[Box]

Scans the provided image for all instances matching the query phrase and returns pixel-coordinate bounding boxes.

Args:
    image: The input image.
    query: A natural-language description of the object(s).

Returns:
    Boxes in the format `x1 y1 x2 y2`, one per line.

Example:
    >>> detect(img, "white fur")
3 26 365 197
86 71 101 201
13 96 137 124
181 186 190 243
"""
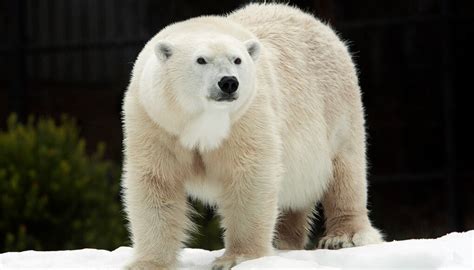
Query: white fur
122 3 383 270
180 109 230 152
352 227 384 246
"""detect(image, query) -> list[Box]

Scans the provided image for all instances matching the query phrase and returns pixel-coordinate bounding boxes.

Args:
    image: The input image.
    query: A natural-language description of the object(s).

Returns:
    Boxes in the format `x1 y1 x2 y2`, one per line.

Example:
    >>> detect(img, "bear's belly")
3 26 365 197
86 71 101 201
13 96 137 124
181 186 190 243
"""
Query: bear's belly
184 130 333 210
277 134 333 210
185 177 221 206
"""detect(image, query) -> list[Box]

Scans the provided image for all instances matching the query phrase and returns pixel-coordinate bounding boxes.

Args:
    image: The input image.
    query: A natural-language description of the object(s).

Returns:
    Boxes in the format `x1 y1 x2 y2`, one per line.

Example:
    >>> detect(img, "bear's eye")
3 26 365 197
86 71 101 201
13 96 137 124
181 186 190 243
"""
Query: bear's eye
234 58 242 65
197 57 207 65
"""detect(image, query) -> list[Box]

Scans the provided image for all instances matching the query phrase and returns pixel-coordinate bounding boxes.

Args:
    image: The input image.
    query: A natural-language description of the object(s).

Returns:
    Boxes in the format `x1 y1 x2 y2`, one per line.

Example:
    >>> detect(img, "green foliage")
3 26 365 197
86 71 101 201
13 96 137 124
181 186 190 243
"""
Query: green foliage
0 114 226 252
188 201 223 250
0 114 128 252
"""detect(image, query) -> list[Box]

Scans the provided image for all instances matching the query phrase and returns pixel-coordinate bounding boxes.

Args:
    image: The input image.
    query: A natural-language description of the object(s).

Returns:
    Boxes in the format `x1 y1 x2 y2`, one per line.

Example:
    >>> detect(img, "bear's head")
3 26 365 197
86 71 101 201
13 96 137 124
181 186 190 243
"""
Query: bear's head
138 34 261 151
155 35 260 112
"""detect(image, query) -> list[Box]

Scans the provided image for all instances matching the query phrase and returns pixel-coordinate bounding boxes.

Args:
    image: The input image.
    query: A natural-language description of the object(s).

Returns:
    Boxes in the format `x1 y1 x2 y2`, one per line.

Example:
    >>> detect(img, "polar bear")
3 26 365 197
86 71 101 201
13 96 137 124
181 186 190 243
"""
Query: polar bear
121 3 383 270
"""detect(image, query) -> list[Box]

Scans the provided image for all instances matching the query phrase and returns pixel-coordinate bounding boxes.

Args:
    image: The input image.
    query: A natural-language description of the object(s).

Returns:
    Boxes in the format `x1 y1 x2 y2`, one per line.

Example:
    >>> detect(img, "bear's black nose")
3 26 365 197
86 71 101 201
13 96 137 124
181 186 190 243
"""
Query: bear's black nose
218 76 239 94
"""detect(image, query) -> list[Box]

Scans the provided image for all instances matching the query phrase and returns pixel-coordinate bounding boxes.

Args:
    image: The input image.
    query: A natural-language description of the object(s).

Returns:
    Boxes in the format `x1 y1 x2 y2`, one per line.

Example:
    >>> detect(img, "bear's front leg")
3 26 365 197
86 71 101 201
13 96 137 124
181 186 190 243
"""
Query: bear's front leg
212 181 279 270
123 169 190 270
210 141 281 270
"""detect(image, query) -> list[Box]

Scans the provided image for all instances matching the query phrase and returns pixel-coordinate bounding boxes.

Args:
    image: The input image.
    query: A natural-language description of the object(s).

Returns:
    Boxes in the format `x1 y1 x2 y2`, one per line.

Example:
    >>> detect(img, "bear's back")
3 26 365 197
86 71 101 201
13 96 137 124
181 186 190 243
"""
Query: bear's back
230 3 360 126
230 3 364 166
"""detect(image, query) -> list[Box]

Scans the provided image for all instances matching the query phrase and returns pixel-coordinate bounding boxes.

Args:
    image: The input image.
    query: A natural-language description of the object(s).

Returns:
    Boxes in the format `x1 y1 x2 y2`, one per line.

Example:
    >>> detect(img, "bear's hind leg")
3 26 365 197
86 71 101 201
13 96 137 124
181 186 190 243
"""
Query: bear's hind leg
274 208 314 250
319 150 383 249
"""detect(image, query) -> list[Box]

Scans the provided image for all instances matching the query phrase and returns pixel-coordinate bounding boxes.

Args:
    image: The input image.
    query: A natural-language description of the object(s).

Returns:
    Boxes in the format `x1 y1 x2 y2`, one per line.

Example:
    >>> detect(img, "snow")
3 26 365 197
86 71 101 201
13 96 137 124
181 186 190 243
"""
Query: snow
0 231 472 269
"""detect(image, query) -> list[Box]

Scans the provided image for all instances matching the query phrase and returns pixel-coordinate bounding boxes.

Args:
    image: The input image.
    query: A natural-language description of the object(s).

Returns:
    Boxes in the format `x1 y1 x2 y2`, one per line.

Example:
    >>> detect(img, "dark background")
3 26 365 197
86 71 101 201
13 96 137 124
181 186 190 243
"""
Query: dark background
1 0 473 246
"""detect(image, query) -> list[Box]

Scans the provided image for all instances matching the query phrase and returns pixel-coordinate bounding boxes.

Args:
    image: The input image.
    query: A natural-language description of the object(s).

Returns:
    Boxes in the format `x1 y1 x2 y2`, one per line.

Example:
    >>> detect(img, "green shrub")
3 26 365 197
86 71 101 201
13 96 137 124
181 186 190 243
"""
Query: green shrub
0 114 128 252
0 114 226 252
188 201 223 250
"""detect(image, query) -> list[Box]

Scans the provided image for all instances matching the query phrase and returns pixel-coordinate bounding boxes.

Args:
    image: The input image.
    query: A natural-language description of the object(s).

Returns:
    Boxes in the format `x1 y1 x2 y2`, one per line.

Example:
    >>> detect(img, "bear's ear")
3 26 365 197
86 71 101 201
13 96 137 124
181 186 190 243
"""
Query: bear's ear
154 41 173 61
244 39 261 61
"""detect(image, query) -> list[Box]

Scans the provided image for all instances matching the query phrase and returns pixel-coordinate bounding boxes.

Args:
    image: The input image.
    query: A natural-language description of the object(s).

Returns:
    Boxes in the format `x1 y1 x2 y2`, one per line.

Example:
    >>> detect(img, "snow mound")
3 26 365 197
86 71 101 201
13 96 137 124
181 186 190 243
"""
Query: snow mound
0 231 472 269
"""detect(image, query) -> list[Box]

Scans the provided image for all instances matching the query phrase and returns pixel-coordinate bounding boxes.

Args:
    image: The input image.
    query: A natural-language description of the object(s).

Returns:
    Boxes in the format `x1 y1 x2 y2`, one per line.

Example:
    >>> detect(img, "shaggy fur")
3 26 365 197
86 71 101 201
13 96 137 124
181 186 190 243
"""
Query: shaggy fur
122 3 383 270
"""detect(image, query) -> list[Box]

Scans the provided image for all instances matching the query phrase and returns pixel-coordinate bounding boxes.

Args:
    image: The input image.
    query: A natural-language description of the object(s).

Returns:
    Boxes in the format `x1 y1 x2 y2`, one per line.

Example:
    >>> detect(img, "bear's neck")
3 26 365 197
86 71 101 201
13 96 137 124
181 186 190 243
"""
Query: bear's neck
179 109 231 152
